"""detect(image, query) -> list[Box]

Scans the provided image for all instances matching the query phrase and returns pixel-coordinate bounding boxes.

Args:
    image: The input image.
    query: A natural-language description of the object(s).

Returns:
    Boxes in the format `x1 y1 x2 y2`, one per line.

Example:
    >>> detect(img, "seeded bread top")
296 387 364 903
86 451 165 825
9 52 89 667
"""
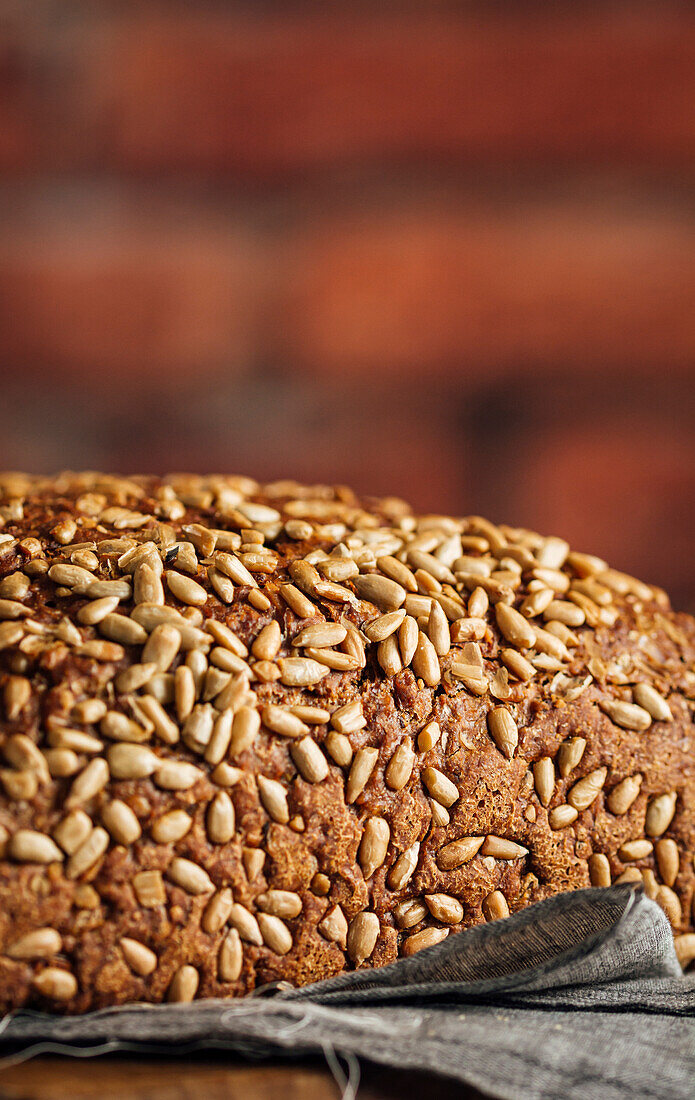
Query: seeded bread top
1 471 694 1007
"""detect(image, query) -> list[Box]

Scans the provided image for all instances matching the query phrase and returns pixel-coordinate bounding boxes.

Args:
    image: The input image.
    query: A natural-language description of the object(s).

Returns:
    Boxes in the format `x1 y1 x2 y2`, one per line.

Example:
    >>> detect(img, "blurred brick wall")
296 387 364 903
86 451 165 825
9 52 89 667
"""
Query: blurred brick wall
1 2 694 607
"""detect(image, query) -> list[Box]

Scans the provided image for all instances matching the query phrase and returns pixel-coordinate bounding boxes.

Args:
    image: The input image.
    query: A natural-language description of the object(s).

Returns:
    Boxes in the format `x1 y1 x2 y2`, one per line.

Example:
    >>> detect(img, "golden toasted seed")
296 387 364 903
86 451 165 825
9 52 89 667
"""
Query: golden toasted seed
422 767 458 808
66 827 109 879
167 857 214 895
330 700 366 734
4 734 49 783
121 937 157 976
376 555 417 592
425 893 463 924
520 588 554 618
481 836 528 860
641 866 658 898
258 775 290 823
346 746 379 803
135 696 179 745
53 810 92 855
606 773 643 815
251 620 282 660
45 748 80 778
645 792 677 837
500 648 536 682
398 615 419 665
154 760 204 791
387 842 420 891
205 791 235 844
483 890 510 921
229 706 261 756
402 927 448 956
347 911 379 964
427 600 450 657
97 613 148 646
64 758 111 812
277 657 329 687
77 596 120 625
618 839 653 861
365 609 406 643
614 868 643 885
202 887 233 934
173 665 196 721
133 562 165 606
418 720 441 752
262 704 309 739
325 731 353 767
411 630 441 686
656 885 682 928
279 582 316 619
219 927 243 981
290 704 331 725
353 574 406 613
467 585 489 618
548 805 578 830
358 817 390 879
48 563 96 589
543 600 585 627
33 967 78 1001
487 707 518 759
108 743 158 780
494 603 536 648
394 899 428 929
1 768 38 801
168 964 199 1003
242 847 265 881
318 905 348 947
165 571 208 606
7 927 63 959
292 621 347 649
567 767 607 812
588 853 612 887
436 836 484 870
151 809 192 844
533 757 554 807
377 633 402 676
258 913 293 955
256 890 302 919
10 829 64 863
102 800 141 845
655 839 679 887
600 699 651 732
142 624 181 672
115 662 158 694
557 737 587 778
228 903 263 945
632 682 673 722
674 934 695 969
385 740 415 790
100 711 149 744
291 737 329 783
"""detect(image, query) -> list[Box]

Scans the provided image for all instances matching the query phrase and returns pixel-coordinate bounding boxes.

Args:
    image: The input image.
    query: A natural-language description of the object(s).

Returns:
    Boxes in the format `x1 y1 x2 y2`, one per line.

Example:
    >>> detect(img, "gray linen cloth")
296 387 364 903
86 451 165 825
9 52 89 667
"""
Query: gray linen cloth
1 885 693 1099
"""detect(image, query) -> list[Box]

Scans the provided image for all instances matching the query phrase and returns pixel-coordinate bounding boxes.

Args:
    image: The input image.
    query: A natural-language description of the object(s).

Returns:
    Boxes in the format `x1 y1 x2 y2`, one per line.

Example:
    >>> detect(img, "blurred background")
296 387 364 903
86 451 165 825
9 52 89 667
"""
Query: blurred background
1 2 694 607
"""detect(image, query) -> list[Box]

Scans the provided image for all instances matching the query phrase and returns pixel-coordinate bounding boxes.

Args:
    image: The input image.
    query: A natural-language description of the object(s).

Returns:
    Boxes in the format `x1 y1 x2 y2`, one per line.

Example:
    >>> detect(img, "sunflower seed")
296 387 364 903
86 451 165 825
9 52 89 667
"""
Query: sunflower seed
206 791 236 844
365 609 406 643
33 968 77 1001
674 934 695 969
567 767 607 811
482 890 510 920
645 792 677 837
133 869 166 908
358 817 390 879
262 704 309 739
632 683 673 722
394 899 428 929
588 853 611 887
318 905 348 946
151 809 192 844
436 836 484 870
291 737 329 783
656 885 682 928
7 928 63 959
10 829 64 863
411 630 441 686
277 657 329 687
257 913 292 955
557 737 587 777
167 857 214 895
108 743 158 779
606 773 643 815
385 740 415 790
347 911 379 964
494 603 536 648
330 700 366 734
533 757 554 806
655 839 679 887
402 927 448 955
258 775 290 823
101 799 141 845
121 937 157 976
421 766 458 808
228 902 263 945
425 893 463 923
256 890 302 919
168 964 199 1003
600 699 652 731
325 731 353 767
218 927 243 981
154 759 203 790
66 827 109 879
548 804 578 830
481 836 528 859
346 746 379 803
229 706 260 755
618 838 653 861
487 707 518 759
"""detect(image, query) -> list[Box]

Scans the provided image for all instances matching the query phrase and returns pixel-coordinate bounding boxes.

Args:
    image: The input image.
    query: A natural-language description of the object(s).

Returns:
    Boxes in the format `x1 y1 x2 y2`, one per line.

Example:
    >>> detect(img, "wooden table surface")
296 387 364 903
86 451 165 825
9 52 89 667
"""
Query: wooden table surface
0 1055 484 1100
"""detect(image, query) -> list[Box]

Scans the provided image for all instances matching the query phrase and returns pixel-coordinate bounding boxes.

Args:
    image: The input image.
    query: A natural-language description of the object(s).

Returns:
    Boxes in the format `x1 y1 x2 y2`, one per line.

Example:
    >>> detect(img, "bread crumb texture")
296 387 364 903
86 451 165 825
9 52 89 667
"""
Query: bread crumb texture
0 472 693 1012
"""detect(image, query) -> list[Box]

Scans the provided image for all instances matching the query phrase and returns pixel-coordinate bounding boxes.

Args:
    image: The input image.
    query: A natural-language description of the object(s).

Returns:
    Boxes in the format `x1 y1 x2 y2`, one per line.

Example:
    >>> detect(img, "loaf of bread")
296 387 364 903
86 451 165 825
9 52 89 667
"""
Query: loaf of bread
0 472 693 1012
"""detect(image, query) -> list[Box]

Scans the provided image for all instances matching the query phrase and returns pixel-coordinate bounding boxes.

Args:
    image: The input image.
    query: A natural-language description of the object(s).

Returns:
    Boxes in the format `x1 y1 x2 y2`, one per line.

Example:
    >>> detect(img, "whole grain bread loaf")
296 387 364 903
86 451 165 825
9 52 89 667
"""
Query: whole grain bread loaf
0 472 693 1012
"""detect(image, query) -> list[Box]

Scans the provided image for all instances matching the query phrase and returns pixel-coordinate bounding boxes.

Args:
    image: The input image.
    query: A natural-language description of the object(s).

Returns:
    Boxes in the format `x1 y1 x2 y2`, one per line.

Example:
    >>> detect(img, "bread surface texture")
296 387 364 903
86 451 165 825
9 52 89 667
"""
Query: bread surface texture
0 471 693 1013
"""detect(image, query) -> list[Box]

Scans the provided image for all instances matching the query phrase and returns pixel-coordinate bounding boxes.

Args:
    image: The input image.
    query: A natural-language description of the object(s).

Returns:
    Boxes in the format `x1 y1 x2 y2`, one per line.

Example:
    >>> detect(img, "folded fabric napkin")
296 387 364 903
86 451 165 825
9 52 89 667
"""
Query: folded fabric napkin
1 885 693 1100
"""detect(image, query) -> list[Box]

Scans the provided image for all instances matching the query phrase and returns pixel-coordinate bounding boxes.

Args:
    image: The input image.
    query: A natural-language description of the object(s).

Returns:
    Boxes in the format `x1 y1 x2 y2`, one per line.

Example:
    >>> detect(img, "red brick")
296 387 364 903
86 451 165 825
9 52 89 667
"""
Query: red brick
2 8 695 175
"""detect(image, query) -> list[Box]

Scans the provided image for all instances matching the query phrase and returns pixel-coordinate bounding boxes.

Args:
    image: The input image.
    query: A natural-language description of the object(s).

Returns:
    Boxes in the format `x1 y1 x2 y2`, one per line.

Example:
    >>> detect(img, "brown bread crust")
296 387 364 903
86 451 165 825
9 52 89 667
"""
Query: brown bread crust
0 472 693 1013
